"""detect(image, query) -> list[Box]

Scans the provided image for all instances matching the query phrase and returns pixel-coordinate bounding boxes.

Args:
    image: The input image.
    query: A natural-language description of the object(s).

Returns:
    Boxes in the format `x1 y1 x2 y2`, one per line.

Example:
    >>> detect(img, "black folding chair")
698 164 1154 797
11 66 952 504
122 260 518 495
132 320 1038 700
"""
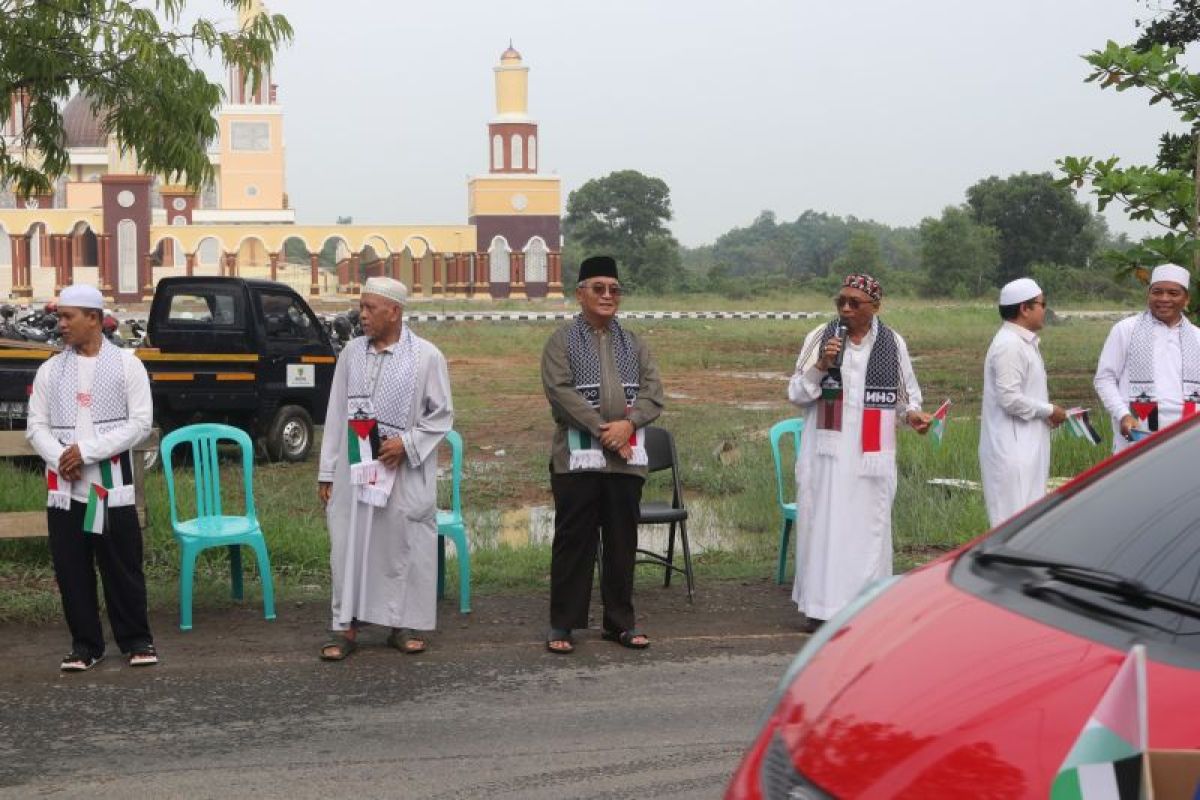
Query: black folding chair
635 425 695 601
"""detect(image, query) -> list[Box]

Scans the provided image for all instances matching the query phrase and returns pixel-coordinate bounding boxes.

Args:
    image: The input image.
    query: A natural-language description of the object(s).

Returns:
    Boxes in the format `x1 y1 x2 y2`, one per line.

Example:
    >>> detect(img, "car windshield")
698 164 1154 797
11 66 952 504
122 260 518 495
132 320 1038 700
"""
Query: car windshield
962 417 1200 655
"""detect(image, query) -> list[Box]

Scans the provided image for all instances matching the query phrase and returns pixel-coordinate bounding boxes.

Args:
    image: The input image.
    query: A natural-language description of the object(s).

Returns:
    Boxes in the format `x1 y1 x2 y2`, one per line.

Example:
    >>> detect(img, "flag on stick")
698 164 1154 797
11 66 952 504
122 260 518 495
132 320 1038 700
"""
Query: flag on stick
1066 408 1103 446
1050 645 1148 800
929 399 951 447
83 484 108 535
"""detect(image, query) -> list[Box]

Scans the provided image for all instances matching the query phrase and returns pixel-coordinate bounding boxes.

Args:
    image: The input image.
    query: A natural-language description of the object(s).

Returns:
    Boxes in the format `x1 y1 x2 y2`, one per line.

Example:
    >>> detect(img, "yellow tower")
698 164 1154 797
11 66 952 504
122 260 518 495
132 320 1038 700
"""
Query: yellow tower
217 0 285 213
468 43 562 298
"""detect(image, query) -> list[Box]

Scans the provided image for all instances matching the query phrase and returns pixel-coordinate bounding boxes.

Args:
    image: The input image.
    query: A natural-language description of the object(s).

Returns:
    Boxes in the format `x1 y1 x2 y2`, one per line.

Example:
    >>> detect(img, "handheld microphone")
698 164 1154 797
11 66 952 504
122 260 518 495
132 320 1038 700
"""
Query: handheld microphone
831 317 849 370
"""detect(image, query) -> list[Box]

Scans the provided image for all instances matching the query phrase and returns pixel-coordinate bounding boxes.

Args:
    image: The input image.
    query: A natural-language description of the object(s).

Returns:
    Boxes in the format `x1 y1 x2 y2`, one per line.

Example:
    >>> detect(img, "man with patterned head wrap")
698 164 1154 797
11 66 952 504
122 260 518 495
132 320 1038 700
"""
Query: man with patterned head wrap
27 283 156 671
540 255 664 654
317 276 453 660
786 273 931 632
1095 263 1200 452
979 278 1068 526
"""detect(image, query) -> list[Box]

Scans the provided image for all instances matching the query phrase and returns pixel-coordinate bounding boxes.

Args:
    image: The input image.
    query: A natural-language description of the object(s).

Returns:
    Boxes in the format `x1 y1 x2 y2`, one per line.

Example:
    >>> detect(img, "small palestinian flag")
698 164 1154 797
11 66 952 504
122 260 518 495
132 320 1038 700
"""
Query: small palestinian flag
347 418 380 485
83 483 108 535
1050 645 1147 800
1066 408 1103 446
98 452 136 507
46 469 71 510
818 383 843 432
1129 397 1158 432
929 399 951 447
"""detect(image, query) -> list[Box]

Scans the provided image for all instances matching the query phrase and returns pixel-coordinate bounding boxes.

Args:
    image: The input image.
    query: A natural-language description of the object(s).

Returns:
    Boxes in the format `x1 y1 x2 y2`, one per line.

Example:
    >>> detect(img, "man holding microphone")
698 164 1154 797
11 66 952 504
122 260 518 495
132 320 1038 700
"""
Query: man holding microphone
786 273 931 632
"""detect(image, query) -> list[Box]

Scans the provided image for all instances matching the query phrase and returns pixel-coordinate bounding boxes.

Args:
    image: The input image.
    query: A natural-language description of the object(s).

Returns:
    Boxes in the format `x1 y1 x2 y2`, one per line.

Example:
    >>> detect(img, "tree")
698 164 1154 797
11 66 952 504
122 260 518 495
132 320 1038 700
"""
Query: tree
563 170 683 292
1058 39 1200 285
919 206 1000 297
965 172 1100 286
0 1 293 195
830 230 884 277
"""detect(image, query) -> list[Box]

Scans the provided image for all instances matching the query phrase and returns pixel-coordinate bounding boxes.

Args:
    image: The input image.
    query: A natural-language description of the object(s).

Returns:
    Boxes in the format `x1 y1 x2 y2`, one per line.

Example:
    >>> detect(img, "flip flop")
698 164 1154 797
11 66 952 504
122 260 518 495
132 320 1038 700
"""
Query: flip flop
602 629 650 649
546 628 574 654
386 629 427 655
320 635 358 661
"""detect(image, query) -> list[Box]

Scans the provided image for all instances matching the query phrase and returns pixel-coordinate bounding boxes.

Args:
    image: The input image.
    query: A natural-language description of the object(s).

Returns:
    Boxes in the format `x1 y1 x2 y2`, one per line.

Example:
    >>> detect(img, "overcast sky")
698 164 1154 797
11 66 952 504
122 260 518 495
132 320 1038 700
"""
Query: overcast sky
204 0 1185 246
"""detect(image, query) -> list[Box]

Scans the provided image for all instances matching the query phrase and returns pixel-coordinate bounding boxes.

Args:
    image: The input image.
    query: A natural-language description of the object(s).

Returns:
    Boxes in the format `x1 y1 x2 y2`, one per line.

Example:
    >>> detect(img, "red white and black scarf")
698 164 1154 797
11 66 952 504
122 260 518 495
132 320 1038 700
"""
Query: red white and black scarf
809 318 902 476
1126 311 1200 430
46 340 136 521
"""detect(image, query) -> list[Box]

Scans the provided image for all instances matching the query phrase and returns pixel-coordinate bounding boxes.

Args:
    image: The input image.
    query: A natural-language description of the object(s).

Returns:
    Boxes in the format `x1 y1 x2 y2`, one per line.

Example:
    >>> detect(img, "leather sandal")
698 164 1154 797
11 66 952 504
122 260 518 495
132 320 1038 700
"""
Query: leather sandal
602 629 650 649
320 635 358 661
387 629 426 654
546 628 574 654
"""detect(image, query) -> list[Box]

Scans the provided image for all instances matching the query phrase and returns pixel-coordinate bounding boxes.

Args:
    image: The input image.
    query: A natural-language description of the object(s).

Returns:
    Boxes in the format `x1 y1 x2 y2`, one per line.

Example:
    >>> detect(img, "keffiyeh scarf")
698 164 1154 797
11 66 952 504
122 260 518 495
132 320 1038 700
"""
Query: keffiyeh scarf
811 318 902 477
344 328 421 505
565 314 647 470
1126 311 1200 430
46 340 135 525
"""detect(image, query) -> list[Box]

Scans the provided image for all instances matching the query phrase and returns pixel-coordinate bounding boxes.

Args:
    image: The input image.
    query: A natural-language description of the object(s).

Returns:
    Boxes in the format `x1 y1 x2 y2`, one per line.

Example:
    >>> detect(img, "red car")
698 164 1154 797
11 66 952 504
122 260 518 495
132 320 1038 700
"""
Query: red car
728 414 1200 799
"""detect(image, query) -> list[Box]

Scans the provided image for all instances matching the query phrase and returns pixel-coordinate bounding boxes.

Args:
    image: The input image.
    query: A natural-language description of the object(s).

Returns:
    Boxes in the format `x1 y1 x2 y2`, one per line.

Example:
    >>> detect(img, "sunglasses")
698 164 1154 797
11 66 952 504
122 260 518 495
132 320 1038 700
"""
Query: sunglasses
580 283 624 297
834 295 869 310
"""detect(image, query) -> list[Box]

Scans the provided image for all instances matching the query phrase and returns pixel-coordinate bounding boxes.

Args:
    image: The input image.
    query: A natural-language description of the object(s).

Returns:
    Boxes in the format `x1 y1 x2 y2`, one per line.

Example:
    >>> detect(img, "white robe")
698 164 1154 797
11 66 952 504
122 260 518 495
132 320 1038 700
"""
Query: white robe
979 322 1053 526
1094 313 1200 453
319 333 454 632
787 322 922 620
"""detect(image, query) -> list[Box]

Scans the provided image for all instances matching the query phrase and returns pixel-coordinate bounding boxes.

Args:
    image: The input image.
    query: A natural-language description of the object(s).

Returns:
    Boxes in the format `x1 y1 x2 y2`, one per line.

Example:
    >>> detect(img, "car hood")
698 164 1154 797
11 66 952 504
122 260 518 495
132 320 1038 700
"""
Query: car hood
775 562 1200 799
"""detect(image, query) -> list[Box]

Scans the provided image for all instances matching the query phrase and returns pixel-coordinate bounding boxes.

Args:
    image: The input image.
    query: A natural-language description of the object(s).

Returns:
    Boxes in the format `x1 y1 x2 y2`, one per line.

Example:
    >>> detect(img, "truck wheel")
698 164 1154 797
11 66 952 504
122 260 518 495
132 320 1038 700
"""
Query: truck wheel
266 405 313 462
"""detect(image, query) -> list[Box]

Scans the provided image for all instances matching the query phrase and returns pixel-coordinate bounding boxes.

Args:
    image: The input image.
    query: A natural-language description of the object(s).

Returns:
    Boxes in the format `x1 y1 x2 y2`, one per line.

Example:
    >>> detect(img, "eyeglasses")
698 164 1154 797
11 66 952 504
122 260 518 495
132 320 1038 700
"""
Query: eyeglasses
834 295 866 310
580 283 624 297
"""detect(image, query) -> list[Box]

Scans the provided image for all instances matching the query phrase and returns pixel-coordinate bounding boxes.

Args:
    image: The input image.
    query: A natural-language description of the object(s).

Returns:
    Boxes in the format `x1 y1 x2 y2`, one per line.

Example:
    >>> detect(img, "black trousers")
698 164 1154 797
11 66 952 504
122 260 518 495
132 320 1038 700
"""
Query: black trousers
47 502 153 658
549 471 644 633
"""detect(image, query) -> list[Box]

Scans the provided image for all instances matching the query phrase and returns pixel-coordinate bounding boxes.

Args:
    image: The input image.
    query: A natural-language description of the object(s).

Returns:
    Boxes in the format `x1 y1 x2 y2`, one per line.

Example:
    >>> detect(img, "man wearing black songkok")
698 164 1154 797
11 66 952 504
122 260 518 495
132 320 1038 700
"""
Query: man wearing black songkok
539 256 664 653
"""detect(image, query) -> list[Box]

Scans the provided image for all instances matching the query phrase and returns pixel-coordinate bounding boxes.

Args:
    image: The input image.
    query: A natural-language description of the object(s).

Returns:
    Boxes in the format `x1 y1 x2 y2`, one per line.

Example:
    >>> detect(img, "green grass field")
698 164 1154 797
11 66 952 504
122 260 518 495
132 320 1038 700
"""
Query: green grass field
0 302 1121 622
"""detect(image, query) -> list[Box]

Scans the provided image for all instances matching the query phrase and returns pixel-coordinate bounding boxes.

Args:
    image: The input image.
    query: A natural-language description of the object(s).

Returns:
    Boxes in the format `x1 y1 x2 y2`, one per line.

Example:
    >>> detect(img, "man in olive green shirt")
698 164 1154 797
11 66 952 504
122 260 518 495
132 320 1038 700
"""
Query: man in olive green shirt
541 255 664 654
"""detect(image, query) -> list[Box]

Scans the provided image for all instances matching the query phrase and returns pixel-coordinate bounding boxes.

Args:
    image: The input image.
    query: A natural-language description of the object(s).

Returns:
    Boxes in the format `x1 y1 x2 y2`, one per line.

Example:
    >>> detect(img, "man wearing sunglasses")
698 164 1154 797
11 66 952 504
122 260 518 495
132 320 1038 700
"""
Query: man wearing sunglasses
540 255 664 654
787 273 931 633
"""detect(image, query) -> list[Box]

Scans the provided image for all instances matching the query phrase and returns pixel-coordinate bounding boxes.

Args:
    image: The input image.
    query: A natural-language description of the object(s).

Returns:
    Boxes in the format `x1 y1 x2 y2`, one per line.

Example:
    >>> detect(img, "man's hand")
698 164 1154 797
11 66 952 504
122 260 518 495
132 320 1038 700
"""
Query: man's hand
58 444 83 481
906 410 933 435
815 336 843 372
599 420 634 451
377 436 406 468
1119 414 1138 440
318 481 332 506
617 443 634 461
1048 405 1068 428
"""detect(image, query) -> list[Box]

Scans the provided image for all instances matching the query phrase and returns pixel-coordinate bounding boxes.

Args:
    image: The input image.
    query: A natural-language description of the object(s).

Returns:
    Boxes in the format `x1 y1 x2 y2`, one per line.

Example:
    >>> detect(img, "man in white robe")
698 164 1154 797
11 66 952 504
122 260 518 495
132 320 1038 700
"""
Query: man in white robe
787 273 931 631
317 277 453 660
979 278 1067 526
1094 263 1200 453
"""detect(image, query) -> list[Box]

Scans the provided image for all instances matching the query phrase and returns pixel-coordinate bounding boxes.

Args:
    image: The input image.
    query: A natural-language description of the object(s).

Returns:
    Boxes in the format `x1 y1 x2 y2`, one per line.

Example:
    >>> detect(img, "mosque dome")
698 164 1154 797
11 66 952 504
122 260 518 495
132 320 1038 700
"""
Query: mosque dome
62 93 108 148
500 41 522 63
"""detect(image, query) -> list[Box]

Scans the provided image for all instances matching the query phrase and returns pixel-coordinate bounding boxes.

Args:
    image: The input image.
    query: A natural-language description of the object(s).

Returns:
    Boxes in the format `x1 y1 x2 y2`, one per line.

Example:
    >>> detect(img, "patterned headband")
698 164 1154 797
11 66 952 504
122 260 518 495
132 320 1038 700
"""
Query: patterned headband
842 273 882 302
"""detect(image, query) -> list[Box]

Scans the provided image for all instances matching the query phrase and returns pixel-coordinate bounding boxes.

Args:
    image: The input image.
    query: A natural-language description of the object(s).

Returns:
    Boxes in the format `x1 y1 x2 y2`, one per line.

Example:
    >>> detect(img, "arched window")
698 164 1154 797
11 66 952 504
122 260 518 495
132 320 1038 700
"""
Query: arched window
492 135 504 170
117 219 137 293
511 135 523 169
489 236 510 283
524 236 548 283
528 136 537 171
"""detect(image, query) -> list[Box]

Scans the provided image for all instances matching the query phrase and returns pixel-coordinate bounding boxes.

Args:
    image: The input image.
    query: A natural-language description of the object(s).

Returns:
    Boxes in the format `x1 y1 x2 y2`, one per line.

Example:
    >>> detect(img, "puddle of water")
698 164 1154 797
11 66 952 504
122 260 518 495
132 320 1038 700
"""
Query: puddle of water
446 497 749 556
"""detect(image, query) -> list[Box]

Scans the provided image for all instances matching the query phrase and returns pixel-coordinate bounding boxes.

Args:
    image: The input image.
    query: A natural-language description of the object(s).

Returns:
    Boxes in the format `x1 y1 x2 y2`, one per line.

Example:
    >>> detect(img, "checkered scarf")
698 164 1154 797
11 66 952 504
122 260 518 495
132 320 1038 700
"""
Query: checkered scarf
1126 311 1200 430
344 329 421 499
565 314 646 469
46 339 135 509
809 317 902 476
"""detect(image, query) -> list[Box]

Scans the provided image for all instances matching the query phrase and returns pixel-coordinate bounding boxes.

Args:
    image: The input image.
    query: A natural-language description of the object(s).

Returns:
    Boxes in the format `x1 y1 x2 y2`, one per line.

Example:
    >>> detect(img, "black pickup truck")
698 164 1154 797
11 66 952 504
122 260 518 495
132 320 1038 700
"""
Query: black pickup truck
0 277 337 462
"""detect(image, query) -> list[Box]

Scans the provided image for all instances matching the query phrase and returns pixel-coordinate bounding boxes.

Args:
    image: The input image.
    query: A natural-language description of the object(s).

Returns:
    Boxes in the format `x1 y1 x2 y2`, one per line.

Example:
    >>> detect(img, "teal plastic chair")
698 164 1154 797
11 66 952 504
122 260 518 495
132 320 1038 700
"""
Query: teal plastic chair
161 423 276 631
770 418 804 584
436 429 471 613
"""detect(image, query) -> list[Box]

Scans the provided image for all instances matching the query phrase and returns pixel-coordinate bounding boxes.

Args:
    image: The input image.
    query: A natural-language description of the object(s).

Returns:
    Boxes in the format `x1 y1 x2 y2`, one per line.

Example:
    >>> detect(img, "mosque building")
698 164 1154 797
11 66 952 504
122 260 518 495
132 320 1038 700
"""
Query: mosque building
0 8 563 304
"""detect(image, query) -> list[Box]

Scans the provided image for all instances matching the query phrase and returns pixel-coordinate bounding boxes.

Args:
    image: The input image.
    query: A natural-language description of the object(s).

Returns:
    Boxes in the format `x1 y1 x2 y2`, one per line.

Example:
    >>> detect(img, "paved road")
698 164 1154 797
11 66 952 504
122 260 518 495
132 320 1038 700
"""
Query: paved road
1 582 804 799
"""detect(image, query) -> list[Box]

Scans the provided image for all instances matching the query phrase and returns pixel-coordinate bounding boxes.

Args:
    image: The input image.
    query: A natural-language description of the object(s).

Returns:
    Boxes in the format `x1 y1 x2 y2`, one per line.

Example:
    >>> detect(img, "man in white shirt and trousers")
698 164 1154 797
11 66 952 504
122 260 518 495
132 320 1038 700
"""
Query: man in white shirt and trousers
1094 263 1199 452
317 276 453 661
979 278 1067 527
26 284 157 671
